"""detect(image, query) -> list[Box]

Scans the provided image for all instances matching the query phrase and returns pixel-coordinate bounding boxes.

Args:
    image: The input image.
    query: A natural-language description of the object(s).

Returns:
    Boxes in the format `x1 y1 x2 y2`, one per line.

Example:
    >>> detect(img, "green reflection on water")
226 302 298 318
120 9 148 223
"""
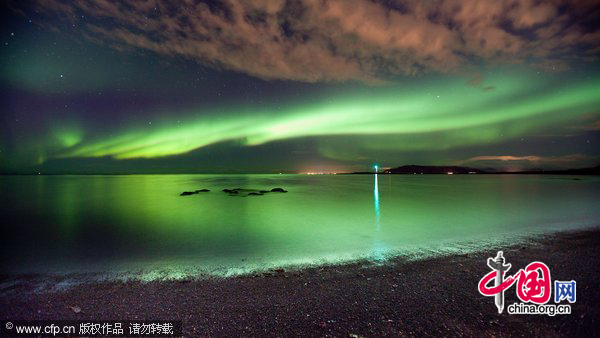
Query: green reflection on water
0 174 598 276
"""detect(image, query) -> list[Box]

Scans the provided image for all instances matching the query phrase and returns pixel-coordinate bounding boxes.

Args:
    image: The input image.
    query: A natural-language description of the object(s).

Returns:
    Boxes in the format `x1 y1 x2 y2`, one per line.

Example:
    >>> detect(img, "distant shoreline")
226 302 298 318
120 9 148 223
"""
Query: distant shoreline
0 171 598 176
343 172 598 175
349 164 600 175
1 163 598 175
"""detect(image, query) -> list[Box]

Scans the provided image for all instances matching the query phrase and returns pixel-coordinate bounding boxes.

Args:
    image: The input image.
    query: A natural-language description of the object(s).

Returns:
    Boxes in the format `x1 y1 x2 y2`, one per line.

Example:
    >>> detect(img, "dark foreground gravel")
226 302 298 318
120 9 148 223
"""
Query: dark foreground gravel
1 229 599 337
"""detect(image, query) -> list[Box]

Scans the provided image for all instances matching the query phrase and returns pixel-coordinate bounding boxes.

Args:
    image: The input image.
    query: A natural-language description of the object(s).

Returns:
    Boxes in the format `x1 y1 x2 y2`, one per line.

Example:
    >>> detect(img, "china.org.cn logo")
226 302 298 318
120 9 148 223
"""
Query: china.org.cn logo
478 251 576 316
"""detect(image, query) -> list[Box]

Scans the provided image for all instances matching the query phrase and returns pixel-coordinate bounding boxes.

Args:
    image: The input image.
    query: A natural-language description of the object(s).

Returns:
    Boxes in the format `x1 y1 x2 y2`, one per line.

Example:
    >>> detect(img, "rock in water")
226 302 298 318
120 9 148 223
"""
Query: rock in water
195 189 210 192
271 188 288 193
180 191 196 196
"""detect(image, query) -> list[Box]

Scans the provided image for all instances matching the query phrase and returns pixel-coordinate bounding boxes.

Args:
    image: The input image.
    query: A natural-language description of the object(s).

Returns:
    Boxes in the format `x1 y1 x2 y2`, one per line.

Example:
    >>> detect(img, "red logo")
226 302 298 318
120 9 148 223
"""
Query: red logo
479 261 552 304
478 251 552 314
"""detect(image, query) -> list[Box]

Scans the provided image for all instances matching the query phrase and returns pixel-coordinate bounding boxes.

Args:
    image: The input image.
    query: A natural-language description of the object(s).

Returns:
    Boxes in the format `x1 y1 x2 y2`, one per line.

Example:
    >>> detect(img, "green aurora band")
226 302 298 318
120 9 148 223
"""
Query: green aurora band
19 69 600 165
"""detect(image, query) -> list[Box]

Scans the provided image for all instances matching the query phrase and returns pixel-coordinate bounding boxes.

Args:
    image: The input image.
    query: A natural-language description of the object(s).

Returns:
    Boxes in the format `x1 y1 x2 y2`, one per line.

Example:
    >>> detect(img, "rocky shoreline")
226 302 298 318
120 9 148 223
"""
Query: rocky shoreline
1 228 598 336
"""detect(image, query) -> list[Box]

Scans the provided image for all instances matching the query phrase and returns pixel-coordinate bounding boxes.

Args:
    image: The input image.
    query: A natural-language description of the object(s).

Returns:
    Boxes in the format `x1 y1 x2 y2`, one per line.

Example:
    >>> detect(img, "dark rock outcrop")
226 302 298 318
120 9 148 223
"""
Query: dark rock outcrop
221 187 289 196
180 191 196 196
271 188 288 192
195 189 210 192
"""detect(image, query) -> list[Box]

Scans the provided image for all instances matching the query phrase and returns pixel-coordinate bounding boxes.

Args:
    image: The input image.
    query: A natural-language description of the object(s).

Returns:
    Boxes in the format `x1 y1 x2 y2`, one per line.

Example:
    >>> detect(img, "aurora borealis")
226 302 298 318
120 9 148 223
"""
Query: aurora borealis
1 0 599 173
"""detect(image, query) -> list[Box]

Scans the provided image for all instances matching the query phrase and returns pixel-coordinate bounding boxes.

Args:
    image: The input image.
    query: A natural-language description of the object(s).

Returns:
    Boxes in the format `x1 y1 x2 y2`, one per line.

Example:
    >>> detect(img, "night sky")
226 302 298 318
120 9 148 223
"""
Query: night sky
1 0 599 174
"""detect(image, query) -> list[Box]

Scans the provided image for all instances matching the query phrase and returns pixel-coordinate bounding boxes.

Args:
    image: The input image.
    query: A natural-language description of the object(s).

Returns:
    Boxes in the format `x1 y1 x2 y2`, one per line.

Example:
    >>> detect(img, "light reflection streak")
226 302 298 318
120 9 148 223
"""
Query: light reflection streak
372 169 386 262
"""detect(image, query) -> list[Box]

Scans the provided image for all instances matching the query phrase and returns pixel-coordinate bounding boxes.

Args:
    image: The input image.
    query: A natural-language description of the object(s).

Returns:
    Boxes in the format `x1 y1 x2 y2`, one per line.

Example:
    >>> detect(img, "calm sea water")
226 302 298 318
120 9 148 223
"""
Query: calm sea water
1 174 599 278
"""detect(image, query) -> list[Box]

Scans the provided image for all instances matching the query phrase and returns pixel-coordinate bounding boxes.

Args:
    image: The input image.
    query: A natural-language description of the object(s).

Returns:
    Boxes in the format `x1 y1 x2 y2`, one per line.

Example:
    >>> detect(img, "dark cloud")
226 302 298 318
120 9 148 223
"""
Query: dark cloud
16 0 600 83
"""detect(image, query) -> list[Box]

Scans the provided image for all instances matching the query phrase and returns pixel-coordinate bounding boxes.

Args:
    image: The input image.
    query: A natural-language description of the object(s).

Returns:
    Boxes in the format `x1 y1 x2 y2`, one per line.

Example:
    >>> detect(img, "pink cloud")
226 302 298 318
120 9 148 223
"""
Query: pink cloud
464 154 597 165
572 120 600 131
16 0 600 83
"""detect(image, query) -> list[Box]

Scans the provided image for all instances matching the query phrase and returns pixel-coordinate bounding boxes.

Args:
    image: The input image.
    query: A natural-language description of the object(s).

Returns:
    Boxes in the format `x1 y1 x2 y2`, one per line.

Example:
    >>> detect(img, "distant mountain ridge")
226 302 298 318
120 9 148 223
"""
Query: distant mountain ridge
347 164 600 175
382 165 485 174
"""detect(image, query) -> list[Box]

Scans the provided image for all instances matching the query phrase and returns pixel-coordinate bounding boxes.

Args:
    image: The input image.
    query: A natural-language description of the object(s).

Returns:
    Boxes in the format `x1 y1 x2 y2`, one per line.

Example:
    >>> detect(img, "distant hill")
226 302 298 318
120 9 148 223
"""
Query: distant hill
382 165 485 174
346 164 600 175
